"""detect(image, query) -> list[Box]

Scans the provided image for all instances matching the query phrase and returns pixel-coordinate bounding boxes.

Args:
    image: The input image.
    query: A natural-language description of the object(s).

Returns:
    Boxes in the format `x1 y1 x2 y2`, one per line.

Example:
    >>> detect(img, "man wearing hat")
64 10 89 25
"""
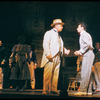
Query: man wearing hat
40 19 70 95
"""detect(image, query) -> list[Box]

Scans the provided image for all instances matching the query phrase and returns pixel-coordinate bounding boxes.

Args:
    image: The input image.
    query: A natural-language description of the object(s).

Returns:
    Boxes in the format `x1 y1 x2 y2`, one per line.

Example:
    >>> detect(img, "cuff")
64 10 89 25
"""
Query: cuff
79 49 85 54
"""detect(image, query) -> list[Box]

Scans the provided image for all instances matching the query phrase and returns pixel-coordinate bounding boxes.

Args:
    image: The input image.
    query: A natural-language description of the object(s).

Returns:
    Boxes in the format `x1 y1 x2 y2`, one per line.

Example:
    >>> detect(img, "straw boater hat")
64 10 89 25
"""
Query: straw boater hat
51 19 65 27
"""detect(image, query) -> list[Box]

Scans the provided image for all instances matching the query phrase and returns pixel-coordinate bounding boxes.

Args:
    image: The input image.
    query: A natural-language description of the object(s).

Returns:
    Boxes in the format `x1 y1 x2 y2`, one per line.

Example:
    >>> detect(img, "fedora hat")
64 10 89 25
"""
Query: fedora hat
51 19 65 27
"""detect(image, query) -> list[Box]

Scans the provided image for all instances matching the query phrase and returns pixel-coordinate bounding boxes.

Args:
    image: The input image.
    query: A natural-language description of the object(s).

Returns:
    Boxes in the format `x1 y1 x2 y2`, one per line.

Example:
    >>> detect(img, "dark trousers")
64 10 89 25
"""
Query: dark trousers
58 57 69 96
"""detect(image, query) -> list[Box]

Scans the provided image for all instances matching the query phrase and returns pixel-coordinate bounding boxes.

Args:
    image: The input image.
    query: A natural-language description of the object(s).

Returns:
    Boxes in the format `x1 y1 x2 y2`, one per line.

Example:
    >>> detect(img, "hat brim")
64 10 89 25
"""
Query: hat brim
51 22 65 27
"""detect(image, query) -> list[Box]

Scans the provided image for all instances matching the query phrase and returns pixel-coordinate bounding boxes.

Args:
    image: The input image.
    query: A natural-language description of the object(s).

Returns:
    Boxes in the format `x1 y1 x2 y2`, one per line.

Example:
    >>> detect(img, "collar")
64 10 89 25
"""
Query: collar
80 30 86 35
53 28 58 33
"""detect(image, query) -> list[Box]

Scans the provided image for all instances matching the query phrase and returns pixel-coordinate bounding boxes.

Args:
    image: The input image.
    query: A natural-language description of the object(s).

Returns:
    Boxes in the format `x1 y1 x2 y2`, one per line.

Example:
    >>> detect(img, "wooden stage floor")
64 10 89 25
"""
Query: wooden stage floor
0 89 100 99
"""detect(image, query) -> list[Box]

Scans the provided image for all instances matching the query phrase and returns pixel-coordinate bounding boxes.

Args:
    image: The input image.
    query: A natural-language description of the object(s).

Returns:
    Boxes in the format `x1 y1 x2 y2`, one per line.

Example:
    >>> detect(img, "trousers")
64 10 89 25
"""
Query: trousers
94 62 100 90
80 50 95 92
28 62 35 87
43 54 61 92
0 67 3 89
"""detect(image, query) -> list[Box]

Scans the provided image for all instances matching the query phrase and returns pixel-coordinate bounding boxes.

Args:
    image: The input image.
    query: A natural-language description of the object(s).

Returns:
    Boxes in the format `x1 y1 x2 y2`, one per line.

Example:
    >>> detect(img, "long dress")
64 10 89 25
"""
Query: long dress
10 44 31 80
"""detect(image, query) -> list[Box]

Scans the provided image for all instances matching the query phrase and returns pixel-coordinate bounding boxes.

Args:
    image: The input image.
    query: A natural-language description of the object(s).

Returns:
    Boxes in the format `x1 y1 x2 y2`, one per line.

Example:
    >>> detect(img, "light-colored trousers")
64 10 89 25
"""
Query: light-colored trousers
94 62 100 90
28 62 35 87
80 50 95 92
0 67 3 88
43 55 61 92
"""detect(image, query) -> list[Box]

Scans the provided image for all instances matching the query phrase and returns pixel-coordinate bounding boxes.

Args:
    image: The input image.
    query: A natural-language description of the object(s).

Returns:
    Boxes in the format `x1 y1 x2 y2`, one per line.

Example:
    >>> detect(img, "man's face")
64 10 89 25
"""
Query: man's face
77 25 83 34
95 43 100 50
55 24 63 32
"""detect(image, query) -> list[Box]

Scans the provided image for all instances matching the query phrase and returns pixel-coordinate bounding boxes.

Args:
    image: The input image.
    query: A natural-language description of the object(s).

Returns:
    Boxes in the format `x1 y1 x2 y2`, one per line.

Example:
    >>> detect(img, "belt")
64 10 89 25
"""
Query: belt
84 48 93 54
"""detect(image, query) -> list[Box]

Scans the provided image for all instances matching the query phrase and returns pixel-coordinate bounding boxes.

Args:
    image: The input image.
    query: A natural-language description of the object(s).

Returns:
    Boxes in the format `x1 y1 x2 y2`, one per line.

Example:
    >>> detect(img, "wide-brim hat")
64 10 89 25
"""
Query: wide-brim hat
51 19 65 27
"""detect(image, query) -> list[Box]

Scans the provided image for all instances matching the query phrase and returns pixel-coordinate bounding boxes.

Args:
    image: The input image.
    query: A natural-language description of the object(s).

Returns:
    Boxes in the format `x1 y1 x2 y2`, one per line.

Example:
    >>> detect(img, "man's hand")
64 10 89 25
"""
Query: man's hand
9 63 12 68
77 68 80 72
1 61 4 65
65 49 70 55
46 54 53 61
74 51 81 56
34 64 37 69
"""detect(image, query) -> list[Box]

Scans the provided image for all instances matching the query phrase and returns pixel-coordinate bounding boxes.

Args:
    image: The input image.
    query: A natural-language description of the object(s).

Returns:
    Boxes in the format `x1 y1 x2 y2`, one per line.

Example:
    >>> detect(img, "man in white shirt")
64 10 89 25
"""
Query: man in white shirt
74 22 95 96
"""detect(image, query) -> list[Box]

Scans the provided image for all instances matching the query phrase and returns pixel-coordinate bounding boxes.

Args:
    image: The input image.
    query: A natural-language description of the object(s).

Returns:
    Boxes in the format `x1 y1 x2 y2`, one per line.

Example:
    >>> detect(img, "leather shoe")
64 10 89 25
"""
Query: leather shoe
42 91 47 95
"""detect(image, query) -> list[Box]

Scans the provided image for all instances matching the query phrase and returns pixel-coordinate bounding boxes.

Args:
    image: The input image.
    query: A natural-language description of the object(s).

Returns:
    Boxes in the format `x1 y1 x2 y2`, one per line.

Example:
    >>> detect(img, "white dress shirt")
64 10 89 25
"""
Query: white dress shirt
79 30 94 55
